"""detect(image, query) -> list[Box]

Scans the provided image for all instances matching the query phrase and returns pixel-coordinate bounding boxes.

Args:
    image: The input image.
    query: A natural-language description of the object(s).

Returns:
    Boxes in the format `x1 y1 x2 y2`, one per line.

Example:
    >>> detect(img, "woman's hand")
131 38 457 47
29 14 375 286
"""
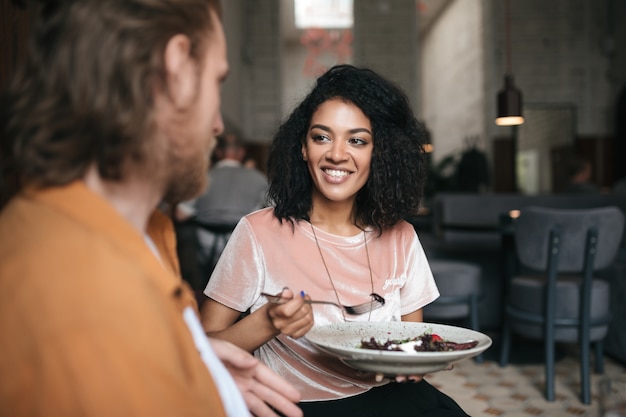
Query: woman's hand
210 338 303 417
386 309 452 384
377 365 454 384
265 288 314 339
392 374 424 383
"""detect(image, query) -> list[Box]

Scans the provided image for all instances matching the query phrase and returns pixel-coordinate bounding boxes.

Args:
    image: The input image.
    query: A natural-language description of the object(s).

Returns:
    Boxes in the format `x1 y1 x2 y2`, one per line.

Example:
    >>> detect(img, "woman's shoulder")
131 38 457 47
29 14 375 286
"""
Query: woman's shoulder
376 220 419 246
244 206 275 222
236 209 307 250
384 219 417 237
242 207 293 234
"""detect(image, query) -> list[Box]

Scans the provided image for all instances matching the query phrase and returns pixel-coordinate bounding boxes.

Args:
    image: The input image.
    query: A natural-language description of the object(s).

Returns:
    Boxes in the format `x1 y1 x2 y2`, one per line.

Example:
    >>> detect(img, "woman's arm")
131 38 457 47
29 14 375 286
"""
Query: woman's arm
401 308 423 323
200 288 314 353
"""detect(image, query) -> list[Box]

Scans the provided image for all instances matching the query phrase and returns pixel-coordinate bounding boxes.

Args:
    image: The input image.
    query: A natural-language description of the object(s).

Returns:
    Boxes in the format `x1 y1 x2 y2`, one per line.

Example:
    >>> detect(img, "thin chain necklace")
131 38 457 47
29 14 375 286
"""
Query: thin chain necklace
310 222 375 321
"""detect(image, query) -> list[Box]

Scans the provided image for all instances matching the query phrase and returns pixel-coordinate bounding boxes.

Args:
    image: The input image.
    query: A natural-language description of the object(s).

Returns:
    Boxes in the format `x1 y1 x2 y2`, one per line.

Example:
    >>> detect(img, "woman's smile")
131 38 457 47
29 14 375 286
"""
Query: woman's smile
322 167 353 182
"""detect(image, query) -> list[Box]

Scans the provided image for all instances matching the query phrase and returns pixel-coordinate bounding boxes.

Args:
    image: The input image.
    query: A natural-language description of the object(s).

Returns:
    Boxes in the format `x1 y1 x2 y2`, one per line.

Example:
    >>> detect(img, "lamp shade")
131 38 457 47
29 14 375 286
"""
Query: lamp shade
496 74 524 126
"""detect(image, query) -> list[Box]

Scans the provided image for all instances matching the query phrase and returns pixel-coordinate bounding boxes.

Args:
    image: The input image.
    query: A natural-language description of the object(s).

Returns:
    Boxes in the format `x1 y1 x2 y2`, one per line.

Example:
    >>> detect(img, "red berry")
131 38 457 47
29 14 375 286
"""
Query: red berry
431 334 443 342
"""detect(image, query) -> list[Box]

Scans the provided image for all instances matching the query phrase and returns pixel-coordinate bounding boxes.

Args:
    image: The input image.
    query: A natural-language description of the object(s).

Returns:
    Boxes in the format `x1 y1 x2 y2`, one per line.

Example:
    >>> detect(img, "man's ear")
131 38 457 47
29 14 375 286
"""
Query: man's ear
163 34 195 108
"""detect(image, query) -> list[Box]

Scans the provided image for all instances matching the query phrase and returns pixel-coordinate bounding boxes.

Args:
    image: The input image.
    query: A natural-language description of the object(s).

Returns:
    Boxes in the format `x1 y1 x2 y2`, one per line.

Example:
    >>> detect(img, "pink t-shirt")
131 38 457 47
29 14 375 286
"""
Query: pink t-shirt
205 207 439 401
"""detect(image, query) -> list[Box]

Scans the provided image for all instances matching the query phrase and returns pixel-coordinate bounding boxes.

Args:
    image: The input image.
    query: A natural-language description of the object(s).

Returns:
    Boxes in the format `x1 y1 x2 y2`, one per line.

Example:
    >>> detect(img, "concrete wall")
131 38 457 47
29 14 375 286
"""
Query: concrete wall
420 0 486 163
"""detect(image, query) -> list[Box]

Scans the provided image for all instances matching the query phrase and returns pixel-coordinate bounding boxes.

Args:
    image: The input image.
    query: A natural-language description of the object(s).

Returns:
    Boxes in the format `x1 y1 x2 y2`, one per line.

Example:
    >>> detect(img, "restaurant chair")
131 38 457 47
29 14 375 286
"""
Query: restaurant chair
425 260 483 362
499 206 624 404
173 218 204 290
192 220 238 306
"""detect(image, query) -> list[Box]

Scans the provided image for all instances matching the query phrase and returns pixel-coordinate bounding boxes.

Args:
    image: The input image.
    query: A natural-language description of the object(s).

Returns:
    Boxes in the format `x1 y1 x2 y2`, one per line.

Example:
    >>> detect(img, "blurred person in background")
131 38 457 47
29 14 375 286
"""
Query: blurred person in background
612 176 626 195
192 133 268 280
564 154 601 194
194 133 268 225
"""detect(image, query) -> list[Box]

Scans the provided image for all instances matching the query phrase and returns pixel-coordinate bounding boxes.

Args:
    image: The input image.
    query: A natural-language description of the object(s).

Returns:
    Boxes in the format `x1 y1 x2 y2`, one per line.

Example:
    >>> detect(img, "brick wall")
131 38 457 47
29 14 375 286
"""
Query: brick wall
502 0 613 136
239 0 282 142
353 0 418 109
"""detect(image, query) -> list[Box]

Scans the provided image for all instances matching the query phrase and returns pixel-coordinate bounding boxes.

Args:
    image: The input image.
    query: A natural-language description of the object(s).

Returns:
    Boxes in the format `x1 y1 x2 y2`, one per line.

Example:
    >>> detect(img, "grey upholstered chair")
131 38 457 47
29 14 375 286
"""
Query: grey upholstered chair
424 260 483 362
194 221 237 275
499 206 624 404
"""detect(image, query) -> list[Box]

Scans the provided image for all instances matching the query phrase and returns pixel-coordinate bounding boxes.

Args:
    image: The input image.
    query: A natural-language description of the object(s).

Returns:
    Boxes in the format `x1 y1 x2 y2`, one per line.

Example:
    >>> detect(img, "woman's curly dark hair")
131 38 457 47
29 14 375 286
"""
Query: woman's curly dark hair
267 64 428 234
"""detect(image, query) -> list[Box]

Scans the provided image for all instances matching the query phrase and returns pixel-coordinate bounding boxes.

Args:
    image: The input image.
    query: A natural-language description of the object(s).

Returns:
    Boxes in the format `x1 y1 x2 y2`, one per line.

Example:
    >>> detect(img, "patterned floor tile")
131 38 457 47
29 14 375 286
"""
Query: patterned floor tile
426 352 624 417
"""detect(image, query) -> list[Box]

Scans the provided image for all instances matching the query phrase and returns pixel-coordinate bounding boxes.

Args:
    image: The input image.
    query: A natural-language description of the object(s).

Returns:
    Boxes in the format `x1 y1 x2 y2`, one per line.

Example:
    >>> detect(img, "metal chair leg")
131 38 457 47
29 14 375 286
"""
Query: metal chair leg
544 330 555 401
499 318 511 367
469 294 483 363
580 340 591 404
595 340 605 374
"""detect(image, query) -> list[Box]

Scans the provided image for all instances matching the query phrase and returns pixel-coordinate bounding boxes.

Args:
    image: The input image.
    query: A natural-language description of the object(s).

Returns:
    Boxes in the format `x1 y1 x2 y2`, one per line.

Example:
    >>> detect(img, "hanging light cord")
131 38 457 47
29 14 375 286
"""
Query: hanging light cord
504 0 512 74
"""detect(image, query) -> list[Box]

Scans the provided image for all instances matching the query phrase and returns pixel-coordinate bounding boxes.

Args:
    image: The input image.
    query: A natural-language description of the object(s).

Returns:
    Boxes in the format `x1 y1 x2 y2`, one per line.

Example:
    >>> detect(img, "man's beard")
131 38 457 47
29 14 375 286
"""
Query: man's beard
161 149 210 206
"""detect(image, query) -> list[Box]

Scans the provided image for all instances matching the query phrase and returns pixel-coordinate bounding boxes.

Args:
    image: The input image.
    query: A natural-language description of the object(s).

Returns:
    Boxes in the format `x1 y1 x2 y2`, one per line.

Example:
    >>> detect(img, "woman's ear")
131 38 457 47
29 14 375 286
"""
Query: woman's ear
163 34 195 108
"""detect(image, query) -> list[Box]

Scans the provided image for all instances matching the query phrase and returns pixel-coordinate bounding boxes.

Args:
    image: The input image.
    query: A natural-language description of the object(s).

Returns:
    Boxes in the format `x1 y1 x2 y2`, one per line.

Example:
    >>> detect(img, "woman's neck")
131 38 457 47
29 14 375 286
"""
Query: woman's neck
309 195 361 236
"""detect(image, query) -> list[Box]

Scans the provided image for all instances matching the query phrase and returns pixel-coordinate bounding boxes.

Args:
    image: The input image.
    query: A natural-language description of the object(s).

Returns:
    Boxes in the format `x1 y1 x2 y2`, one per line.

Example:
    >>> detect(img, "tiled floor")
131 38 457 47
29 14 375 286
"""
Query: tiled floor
426 344 626 417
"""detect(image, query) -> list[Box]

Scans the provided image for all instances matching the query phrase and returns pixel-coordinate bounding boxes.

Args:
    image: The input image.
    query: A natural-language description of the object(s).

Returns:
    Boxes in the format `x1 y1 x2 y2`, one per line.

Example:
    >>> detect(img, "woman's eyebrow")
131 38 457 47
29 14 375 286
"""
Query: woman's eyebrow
310 124 330 132
310 124 372 135
349 128 372 135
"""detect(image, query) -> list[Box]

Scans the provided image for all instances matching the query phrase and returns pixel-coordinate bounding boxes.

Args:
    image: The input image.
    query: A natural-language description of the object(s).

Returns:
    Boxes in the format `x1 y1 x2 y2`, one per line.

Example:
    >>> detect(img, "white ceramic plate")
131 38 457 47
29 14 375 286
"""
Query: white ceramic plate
305 322 492 375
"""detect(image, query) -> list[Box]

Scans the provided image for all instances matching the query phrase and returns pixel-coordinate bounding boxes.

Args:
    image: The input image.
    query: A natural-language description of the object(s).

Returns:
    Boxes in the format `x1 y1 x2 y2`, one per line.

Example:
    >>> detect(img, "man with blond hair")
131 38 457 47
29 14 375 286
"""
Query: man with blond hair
0 1 301 416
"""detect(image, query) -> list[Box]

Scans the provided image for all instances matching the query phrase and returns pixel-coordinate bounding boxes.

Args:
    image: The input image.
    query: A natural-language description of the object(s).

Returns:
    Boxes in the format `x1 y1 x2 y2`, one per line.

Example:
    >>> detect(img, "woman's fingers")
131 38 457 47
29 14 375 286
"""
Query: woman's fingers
394 375 423 383
266 293 314 338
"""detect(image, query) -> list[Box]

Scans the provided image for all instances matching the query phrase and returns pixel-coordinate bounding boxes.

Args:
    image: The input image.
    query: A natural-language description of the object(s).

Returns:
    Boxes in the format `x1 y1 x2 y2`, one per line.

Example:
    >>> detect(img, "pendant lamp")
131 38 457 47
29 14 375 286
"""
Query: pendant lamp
496 0 524 126
496 74 524 126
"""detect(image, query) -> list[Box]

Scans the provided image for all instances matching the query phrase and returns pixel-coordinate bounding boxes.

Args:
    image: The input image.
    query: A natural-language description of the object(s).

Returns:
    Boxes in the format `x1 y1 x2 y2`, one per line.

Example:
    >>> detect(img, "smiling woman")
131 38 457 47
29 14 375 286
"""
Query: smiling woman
199 64 470 416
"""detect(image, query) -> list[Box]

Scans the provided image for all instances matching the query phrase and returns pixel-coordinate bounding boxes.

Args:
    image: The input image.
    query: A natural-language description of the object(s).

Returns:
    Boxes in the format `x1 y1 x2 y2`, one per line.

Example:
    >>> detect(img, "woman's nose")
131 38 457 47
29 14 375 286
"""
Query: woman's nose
326 141 348 162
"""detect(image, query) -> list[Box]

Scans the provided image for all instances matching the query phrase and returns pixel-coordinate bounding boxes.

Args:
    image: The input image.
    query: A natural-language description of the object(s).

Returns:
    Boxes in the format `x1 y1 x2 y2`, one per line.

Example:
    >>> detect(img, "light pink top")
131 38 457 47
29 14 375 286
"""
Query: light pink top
205 207 439 401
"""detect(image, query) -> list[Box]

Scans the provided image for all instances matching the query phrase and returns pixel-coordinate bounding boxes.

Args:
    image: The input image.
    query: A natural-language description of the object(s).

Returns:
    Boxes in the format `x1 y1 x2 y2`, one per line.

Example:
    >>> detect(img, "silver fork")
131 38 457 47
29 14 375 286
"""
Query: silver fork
261 292 385 315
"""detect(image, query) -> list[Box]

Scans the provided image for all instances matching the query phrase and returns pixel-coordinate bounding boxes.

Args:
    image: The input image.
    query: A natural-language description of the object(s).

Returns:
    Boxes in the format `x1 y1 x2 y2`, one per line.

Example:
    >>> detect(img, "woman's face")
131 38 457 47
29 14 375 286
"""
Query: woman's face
301 98 373 205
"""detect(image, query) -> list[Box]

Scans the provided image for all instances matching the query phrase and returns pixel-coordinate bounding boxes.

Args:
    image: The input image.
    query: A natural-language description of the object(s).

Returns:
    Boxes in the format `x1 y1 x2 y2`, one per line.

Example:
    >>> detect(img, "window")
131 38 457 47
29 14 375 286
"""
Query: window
294 0 353 29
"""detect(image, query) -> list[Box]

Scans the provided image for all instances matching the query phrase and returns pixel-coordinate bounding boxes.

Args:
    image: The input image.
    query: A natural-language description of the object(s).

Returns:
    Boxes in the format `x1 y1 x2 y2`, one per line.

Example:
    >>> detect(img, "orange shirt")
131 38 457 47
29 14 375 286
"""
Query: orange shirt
0 181 226 417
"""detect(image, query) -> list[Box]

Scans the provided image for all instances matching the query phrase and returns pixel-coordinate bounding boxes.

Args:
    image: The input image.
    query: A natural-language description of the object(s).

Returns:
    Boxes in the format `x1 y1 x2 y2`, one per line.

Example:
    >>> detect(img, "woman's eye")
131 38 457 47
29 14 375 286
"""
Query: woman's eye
312 134 330 143
349 137 368 145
